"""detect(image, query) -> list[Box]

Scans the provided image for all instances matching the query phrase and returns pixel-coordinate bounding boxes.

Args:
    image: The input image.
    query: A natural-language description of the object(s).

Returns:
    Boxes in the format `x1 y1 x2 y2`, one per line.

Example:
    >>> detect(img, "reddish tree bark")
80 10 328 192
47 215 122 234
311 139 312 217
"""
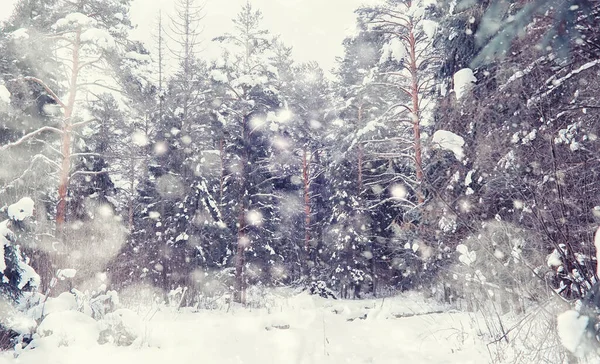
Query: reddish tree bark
407 23 424 205
56 27 82 231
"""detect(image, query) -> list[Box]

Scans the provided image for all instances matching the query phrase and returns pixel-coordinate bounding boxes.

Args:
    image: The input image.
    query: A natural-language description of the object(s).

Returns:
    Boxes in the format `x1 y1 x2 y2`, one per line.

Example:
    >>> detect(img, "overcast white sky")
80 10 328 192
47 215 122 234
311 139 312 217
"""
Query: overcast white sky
129 0 373 73
3 0 375 73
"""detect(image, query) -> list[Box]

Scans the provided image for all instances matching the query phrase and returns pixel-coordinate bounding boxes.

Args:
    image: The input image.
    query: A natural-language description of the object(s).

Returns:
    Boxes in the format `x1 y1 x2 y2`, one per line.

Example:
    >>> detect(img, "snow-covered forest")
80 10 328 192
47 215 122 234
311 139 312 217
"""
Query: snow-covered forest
1 0 600 362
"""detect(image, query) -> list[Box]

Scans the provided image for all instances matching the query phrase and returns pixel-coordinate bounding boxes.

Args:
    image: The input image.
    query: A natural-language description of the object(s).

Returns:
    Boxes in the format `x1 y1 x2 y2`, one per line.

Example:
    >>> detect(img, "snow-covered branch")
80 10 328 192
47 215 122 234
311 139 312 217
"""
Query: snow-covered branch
22 77 66 109
76 82 125 95
0 154 59 195
71 118 97 128
69 170 109 178
528 59 600 107
0 126 63 152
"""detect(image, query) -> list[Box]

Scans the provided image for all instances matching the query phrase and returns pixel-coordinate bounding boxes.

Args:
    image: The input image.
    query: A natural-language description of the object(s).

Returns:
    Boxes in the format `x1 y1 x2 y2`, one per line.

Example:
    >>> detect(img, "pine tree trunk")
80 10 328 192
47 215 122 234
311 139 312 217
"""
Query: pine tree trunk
370 243 377 297
56 128 71 230
408 25 424 205
56 27 82 231
219 138 225 205
358 143 363 197
357 105 363 197
302 147 311 269
312 149 324 245
234 115 250 304
158 12 164 126
355 106 365 297
128 154 135 233
234 204 246 304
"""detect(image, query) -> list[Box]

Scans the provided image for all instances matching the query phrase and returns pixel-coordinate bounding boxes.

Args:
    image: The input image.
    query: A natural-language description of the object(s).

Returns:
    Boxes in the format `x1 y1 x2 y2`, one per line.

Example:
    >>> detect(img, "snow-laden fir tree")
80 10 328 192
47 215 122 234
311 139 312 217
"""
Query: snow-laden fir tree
0 197 39 299
212 1 296 302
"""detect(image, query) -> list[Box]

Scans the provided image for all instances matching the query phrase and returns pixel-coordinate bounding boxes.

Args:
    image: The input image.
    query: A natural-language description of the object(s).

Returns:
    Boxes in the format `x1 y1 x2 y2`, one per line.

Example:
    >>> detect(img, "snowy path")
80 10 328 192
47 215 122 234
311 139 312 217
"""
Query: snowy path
0 294 489 364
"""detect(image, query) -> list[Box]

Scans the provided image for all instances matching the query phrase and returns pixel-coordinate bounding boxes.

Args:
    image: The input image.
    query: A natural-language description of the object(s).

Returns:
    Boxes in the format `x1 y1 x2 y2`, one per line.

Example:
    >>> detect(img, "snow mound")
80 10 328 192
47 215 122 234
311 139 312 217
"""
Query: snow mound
547 249 562 267
421 19 438 39
0 85 11 104
54 12 97 29
30 292 78 320
17 256 40 289
57 269 77 280
453 68 476 100
99 309 144 346
380 38 406 63
9 28 29 41
34 310 100 348
4 290 488 364
557 310 588 354
457 244 476 266
80 28 115 49
432 130 465 160
8 197 34 221
210 69 228 83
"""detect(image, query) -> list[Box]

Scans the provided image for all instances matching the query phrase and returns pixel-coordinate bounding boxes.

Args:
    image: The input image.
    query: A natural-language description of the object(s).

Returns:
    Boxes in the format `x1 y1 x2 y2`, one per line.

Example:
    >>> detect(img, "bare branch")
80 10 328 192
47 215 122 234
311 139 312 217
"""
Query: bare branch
78 56 104 71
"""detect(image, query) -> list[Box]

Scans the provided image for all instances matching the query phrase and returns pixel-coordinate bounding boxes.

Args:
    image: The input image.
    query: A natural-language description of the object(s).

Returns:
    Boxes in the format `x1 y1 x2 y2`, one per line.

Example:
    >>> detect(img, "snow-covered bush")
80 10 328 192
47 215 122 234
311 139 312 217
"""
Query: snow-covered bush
481 300 576 364
449 221 577 362
98 308 144 346
1 198 40 299
72 288 119 319
26 288 117 322
557 310 592 357
556 303 600 361
452 220 548 313
184 269 236 310
32 310 100 348
0 198 40 350
245 284 281 310
193 293 231 311
307 281 337 299
118 283 162 305
17 287 151 351
550 228 600 360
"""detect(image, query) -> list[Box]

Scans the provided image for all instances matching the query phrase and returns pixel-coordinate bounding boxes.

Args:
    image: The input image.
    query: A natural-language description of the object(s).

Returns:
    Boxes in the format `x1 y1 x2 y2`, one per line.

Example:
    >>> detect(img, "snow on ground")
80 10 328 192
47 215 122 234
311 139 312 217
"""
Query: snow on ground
0 291 489 364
